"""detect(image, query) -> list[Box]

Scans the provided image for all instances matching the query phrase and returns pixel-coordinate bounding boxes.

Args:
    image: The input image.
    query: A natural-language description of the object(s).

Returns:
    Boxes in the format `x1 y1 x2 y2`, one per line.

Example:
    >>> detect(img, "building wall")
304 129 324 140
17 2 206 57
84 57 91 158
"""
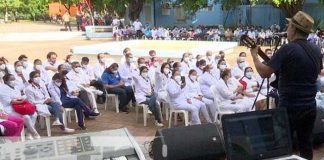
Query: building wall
139 1 324 29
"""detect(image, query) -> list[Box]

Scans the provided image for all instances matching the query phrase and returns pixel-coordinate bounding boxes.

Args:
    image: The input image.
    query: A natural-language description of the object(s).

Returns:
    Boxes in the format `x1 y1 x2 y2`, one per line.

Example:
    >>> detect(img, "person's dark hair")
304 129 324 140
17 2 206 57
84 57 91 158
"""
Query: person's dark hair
97 53 103 60
244 67 253 76
81 57 89 63
172 62 180 70
139 66 148 75
181 53 186 62
149 50 156 56
33 59 42 65
47 51 57 59
220 68 231 80
3 74 13 83
123 47 131 54
65 54 73 63
160 62 171 73
71 61 80 68
52 73 68 91
58 64 64 72
196 59 206 68
105 63 119 73
14 61 20 67
239 52 246 57
189 69 196 76
28 71 39 83
18 54 28 61
203 64 212 73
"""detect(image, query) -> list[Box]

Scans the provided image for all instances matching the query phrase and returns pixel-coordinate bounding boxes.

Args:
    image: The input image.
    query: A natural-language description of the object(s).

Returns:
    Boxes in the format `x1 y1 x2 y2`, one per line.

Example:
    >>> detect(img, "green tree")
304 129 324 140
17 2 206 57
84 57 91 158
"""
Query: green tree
22 0 49 21
0 0 22 22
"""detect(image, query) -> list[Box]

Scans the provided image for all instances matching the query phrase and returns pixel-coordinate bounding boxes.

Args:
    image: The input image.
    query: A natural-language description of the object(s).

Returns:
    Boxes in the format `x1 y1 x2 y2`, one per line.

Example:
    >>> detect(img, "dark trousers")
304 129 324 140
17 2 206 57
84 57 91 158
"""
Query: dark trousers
78 89 92 109
286 106 316 160
107 86 134 109
136 30 142 39
61 97 93 127
140 92 162 123
76 21 82 31
64 21 71 31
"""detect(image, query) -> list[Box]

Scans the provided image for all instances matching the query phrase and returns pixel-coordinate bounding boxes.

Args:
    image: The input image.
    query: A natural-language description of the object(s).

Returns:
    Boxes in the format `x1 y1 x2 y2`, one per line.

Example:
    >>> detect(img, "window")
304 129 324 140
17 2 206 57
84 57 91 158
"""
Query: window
175 6 185 21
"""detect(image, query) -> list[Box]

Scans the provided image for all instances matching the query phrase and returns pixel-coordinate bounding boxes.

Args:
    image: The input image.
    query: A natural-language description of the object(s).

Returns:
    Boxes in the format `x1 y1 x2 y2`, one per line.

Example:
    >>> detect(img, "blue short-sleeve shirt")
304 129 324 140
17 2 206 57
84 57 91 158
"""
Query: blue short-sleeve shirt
101 71 121 85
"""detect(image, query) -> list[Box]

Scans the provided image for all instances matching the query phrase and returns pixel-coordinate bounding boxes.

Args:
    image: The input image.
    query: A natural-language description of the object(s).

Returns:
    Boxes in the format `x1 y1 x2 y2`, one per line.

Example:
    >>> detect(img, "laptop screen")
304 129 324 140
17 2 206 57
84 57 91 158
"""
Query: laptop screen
222 109 292 160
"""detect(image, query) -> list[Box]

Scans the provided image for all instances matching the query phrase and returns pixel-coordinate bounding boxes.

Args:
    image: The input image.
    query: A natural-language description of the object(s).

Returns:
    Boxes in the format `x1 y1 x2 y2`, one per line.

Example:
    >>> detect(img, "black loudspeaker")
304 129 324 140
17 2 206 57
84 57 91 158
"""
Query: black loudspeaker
313 107 324 144
152 123 225 160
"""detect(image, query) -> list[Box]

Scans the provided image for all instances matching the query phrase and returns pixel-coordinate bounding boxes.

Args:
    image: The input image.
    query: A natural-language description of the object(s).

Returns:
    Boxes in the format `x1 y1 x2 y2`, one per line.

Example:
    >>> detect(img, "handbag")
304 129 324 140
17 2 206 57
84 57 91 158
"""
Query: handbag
12 100 36 115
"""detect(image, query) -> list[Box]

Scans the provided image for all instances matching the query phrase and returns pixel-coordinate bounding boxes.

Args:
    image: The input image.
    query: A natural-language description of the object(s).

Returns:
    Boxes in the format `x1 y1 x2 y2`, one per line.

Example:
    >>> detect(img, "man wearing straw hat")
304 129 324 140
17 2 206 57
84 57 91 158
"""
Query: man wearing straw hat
250 11 322 159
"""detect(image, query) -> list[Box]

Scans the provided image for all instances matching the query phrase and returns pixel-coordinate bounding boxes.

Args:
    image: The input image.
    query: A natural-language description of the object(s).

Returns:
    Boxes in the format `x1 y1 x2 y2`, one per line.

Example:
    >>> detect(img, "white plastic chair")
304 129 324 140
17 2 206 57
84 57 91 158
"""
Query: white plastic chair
104 89 119 113
62 108 78 127
135 103 149 126
210 85 235 124
39 116 51 137
166 93 189 128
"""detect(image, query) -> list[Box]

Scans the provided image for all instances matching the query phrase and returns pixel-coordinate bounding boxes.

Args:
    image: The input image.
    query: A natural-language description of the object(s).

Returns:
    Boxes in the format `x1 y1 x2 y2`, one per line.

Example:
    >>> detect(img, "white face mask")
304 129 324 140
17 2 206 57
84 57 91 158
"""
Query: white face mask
184 57 189 62
33 77 41 84
128 58 134 63
141 72 148 78
246 72 254 78
22 61 28 68
238 62 246 69
55 82 62 87
74 67 82 73
153 62 159 67
9 80 16 87
163 68 170 74
35 65 43 71
219 64 227 70
16 66 23 72
82 64 87 68
0 64 5 70
174 76 182 84
112 70 118 74
99 58 105 63
190 75 197 81
139 64 146 67
207 56 212 60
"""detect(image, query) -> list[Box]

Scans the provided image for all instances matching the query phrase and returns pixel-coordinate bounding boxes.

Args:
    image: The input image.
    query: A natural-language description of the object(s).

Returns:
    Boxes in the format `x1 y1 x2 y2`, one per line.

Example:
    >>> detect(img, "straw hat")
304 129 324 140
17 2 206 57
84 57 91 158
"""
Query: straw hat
286 11 314 33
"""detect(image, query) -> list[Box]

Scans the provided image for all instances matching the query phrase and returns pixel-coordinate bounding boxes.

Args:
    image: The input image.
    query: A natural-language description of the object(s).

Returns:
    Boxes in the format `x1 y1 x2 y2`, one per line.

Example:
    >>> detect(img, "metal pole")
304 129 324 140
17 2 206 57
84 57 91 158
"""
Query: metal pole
153 0 156 26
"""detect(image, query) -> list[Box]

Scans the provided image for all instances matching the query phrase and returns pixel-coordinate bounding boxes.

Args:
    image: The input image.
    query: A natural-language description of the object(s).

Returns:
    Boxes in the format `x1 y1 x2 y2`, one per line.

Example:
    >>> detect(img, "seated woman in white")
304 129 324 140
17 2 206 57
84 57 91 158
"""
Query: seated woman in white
166 70 211 125
33 59 51 86
133 66 163 127
0 57 11 84
232 57 247 80
199 64 218 100
215 69 251 113
0 74 40 140
239 67 266 108
187 69 216 120
155 62 171 102
194 59 206 77
25 71 74 133
180 52 191 76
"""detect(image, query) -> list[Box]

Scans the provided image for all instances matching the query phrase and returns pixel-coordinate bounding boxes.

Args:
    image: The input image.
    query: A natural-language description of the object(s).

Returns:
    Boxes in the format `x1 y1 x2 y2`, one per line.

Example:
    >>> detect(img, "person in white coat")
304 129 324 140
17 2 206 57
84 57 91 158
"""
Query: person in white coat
133 66 163 127
216 69 251 112
43 52 59 77
180 52 191 76
0 57 10 84
0 74 40 140
148 57 160 87
166 70 210 125
205 51 215 65
11 61 29 93
232 57 247 80
199 64 219 100
155 63 171 102
93 53 108 80
25 71 74 133
195 59 206 77
18 54 34 75
33 59 51 86
187 69 216 121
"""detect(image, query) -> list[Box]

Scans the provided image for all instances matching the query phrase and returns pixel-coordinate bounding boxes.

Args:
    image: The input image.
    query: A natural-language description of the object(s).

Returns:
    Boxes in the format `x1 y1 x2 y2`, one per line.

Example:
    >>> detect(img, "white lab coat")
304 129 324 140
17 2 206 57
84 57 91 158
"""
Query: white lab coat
43 60 59 78
118 62 137 86
11 71 29 92
82 65 95 81
155 71 170 102
232 65 245 80
241 76 266 101
186 77 216 120
148 65 159 87
25 84 51 117
66 70 90 86
199 72 218 100
93 63 106 80
215 79 251 112
195 67 204 77
23 62 34 76
180 61 191 76
166 79 202 124
133 75 152 103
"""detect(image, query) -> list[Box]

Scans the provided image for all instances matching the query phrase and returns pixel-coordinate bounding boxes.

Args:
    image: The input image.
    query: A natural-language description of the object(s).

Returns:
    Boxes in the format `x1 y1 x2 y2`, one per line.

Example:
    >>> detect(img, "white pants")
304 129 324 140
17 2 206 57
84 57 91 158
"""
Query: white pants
11 111 38 135
157 91 168 103
202 97 216 121
191 98 212 123
220 99 252 113
172 101 201 124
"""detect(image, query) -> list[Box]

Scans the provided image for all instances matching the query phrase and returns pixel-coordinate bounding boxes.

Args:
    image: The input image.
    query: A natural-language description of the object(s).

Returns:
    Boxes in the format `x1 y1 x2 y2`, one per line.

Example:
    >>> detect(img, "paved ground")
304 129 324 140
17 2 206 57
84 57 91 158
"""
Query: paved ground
1 22 324 160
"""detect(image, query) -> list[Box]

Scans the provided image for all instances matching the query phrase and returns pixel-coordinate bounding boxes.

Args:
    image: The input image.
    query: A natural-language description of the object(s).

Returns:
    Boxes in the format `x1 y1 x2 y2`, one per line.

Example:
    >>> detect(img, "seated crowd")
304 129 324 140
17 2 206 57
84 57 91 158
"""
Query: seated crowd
0 47 277 141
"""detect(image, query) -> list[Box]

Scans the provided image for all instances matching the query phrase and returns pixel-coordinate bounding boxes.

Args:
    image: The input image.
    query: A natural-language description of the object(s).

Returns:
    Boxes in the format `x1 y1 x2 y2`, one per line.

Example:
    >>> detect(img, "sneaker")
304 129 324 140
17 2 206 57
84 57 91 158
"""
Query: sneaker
79 125 87 130
148 110 152 114
26 133 34 140
155 121 164 127
62 128 75 133
94 90 103 95
33 133 41 139
52 119 63 126
93 109 100 114
89 112 100 117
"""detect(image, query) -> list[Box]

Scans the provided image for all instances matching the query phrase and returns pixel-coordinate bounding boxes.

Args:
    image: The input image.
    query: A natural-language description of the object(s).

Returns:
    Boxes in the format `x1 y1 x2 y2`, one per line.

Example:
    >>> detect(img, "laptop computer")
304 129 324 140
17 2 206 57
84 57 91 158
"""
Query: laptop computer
221 108 306 160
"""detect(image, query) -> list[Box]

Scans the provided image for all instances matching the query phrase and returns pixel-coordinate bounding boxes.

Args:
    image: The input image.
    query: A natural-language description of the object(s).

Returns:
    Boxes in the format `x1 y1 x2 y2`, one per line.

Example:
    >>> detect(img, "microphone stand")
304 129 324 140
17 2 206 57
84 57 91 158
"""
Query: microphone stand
251 36 281 110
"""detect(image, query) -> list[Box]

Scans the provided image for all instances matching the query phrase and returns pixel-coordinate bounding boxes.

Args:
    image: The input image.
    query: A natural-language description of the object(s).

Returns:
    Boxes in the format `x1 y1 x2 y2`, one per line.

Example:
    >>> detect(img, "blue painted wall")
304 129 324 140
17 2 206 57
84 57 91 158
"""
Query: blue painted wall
139 1 324 29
